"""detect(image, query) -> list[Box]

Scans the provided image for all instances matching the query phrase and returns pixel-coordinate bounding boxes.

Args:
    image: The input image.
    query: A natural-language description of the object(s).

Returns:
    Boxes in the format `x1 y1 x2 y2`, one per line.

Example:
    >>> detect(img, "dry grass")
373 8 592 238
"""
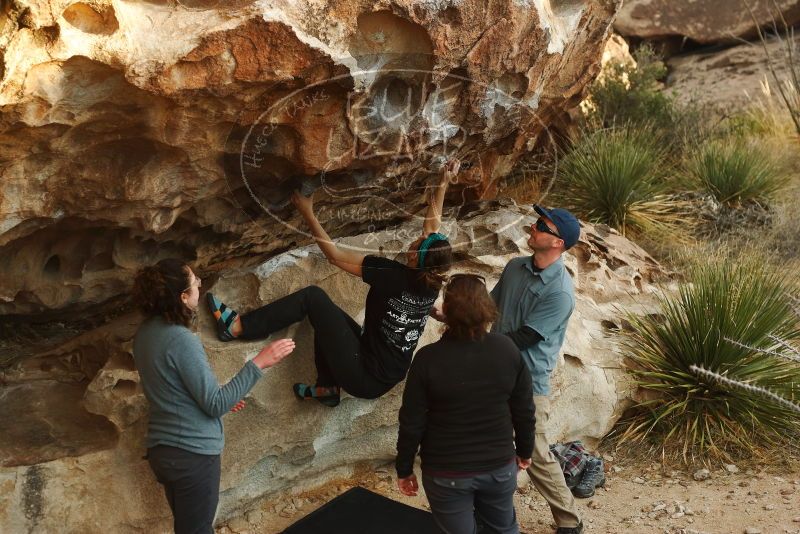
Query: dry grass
500 151 559 205
745 2 800 136
501 174 544 206
729 76 800 142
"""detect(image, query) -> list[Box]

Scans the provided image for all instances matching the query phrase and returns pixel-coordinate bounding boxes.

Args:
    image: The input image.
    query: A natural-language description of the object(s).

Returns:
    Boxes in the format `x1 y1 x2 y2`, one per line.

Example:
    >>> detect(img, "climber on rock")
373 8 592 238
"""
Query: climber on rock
206 160 459 407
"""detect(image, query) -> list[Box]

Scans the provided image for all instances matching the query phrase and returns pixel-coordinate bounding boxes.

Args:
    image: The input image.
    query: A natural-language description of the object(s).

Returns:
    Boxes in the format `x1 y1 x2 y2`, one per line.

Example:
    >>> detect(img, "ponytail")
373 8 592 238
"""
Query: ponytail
415 237 452 291
132 259 194 327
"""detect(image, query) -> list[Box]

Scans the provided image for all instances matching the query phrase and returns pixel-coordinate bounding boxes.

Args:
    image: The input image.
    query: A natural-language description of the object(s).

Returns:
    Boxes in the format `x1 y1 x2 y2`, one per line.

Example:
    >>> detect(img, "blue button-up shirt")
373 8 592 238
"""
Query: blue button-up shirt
490 255 575 395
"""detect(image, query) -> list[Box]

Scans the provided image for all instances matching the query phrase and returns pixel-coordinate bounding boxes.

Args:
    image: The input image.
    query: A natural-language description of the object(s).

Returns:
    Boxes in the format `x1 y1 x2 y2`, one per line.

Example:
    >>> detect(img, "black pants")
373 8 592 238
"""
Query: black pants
239 285 393 399
147 445 221 534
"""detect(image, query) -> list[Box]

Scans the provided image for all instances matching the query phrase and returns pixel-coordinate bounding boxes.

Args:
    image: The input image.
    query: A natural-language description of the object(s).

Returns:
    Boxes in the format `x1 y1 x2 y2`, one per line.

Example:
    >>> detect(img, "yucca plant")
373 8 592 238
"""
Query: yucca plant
685 138 788 207
619 260 800 462
555 128 684 236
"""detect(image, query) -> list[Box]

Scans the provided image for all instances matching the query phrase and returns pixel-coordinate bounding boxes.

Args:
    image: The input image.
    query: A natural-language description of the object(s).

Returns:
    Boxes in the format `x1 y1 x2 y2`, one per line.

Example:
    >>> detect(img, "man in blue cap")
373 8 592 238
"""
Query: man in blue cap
490 204 583 534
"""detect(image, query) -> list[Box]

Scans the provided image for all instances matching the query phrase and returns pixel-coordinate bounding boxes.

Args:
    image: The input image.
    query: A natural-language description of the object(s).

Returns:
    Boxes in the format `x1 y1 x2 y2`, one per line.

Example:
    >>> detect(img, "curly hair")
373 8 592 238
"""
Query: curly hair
443 274 497 341
132 259 194 328
416 238 452 291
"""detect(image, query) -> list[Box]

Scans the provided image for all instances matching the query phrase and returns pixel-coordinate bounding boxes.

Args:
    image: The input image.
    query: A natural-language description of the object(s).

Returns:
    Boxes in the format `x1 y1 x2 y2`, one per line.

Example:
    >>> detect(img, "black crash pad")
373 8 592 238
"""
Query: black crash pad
282 486 439 534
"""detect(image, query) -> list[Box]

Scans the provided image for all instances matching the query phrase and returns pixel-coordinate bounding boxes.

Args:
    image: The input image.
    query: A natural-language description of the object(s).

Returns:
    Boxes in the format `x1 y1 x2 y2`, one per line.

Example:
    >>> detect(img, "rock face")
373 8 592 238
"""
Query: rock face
0 1 632 531
665 34 800 108
601 33 635 73
0 0 619 352
614 0 800 45
0 204 670 533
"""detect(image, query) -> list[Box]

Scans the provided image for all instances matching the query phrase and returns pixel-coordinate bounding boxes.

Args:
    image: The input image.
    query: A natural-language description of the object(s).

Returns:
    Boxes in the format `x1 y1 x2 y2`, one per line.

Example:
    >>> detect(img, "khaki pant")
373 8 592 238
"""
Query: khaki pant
526 396 581 528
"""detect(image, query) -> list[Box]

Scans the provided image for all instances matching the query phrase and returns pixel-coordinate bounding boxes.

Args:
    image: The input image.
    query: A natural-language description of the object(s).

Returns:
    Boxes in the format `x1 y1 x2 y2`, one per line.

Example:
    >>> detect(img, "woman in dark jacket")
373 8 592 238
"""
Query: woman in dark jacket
206 161 459 407
395 274 535 534
132 259 295 534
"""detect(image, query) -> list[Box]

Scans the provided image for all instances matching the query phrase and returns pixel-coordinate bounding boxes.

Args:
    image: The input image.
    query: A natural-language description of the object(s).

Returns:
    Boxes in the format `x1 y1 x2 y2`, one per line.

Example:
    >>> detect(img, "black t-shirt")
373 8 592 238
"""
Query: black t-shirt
360 255 439 385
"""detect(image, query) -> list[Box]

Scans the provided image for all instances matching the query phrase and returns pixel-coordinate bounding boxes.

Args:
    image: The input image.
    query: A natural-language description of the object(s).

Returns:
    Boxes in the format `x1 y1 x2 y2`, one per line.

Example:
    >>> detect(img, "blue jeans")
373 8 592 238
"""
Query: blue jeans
422 462 519 534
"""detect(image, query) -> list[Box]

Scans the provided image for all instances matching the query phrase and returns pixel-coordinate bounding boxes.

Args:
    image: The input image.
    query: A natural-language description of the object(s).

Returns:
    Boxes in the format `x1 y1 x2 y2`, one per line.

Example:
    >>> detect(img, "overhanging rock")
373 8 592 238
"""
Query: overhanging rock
0 204 670 532
0 0 620 338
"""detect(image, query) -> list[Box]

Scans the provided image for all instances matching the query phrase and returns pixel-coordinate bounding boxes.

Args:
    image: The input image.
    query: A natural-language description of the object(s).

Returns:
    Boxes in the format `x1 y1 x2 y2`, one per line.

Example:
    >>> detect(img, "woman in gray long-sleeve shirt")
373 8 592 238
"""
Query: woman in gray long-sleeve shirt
132 259 295 534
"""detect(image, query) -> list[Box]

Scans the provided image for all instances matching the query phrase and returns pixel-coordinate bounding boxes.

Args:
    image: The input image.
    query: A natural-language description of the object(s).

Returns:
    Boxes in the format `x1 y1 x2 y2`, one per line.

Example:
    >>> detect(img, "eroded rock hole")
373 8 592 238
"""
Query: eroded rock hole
383 77 414 111
601 319 619 331
633 275 643 292
607 256 629 270
17 7 34 30
84 251 115 272
226 123 305 214
352 11 433 58
43 255 61 275
351 75 426 154
441 7 462 25
112 379 138 395
35 24 60 45
62 3 118 35
570 243 592 264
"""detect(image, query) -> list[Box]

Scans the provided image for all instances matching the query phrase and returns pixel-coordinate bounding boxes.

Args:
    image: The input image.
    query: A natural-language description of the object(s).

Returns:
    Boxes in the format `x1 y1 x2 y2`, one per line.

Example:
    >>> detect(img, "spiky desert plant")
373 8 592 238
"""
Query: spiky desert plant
685 138 788 207
555 127 685 236
619 260 800 462
690 365 800 415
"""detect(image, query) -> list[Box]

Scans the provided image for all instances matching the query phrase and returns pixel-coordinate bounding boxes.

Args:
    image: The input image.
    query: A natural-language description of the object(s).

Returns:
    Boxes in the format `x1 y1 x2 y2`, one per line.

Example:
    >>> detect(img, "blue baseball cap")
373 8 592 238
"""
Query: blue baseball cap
533 205 581 249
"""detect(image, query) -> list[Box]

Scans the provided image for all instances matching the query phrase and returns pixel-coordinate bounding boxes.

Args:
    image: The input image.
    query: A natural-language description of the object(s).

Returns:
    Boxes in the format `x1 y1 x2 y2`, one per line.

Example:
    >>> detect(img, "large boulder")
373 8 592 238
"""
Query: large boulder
665 34 800 108
0 0 620 349
0 204 669 533
614 0 800 45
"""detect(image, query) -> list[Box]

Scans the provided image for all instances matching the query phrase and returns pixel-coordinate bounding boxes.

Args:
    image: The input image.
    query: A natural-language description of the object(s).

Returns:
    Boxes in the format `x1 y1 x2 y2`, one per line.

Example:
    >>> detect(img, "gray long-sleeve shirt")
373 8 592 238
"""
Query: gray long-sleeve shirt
133 316 263 455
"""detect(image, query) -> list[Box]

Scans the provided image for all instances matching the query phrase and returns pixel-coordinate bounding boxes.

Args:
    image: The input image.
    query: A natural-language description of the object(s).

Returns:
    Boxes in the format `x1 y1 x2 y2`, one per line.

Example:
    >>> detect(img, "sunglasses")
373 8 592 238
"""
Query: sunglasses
534 218 561 239
447 273 487 286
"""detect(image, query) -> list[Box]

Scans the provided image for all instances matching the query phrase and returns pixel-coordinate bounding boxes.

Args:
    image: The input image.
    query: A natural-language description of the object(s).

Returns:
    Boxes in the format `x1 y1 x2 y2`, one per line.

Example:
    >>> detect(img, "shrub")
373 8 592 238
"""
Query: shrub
501 150 556 205
555 127 684 236
619 260 800 462
586 44 672 131
585 44 711 154
685 138 789 206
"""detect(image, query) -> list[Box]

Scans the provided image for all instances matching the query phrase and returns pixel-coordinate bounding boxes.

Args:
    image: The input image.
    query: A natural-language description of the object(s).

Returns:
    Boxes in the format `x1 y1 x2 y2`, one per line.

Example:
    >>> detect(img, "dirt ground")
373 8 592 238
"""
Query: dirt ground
218 453 800 534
